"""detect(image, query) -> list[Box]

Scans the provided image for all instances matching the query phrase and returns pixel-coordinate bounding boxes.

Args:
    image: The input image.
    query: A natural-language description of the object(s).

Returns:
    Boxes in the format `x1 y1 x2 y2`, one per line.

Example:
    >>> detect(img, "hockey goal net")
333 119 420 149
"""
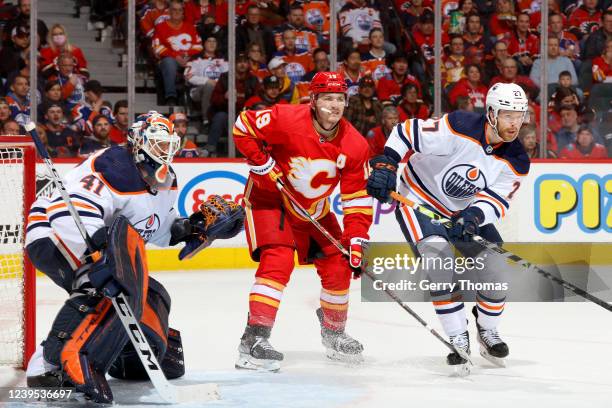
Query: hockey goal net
0 136 36 369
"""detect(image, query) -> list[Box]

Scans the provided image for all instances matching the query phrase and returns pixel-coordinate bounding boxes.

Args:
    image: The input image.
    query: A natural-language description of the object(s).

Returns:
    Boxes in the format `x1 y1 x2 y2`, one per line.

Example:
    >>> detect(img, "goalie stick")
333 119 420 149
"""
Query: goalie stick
275 179 473 365
26 122 218 404
390 191 612 313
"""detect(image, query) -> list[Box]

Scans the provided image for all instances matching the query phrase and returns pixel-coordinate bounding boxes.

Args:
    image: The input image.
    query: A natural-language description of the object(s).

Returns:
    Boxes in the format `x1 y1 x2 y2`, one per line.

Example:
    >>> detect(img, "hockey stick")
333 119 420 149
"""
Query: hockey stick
25 123 218 404
275 179 472 364
390 191 612 313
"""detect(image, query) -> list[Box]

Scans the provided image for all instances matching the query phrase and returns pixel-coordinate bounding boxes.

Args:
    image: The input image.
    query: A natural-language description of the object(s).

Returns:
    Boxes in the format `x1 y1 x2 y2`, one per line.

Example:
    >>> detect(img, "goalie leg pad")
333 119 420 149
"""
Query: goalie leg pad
108 277 184 380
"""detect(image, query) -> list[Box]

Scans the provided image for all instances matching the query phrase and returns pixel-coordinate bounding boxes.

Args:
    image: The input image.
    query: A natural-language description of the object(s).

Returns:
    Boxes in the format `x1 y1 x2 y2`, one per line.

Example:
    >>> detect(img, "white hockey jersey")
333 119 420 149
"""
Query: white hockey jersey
25 146 179 270
385 111 530 225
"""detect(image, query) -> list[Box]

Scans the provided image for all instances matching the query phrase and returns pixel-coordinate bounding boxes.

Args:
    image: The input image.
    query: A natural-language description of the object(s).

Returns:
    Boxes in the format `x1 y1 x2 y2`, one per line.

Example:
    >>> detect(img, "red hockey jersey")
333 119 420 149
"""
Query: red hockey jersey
152 21 203 59
233 104 372 241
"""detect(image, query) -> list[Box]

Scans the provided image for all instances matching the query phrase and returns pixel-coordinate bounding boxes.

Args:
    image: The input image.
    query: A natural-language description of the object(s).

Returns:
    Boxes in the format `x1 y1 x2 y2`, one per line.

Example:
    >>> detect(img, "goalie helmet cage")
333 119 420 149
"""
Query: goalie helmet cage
0 136 36 370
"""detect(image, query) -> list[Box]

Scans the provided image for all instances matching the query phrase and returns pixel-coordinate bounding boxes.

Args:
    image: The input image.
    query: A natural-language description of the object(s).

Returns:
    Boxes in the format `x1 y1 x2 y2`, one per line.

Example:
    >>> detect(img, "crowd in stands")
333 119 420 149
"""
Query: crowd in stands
0 0 609 161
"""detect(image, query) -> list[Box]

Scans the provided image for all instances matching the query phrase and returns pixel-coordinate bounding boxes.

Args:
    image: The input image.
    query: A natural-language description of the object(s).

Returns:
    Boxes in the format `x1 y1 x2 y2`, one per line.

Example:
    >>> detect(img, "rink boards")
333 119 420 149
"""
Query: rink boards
35 159 612 270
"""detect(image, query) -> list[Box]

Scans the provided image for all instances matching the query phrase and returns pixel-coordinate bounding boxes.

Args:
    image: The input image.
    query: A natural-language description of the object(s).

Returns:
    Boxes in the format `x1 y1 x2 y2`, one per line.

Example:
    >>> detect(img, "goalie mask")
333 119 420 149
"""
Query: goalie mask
130 114 180 191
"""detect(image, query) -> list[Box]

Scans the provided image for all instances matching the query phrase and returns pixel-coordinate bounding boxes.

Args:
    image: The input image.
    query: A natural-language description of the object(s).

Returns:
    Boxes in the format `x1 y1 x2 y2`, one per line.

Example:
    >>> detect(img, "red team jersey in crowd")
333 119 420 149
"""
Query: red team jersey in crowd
152 21 203 59
592 56 612 82
233 104 372 242
377 73 422 103
507 32 540 60
568 6 601 37
40 46 89 77
447 78 488 109
140 6 169 37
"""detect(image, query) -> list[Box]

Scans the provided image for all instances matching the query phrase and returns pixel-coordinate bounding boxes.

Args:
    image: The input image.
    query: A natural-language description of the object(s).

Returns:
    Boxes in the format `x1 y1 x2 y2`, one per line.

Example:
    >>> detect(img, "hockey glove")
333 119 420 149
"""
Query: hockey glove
249 156 284 192
367 155 398 204
448 207 485 243
347 237 369 279
88 254 123 298
176 195 245 260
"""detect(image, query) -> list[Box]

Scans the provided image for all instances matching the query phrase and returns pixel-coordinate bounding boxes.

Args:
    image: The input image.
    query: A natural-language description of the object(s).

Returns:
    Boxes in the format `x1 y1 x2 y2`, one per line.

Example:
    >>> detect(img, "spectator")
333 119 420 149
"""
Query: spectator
550 70 583 105
549 12 580 63
463 13 493 60
583 9 612 60
4 0 48 47
555 104 582 152
47 53 86 109
489 0 517 41
592 38 612 83
268 56 299 104
338 49 366 97
5 74 30 126
110 100 129 144
410 9 436 67
38 80 68 118
560 126 608 159
396 83 429 121
78 115 113 157
490 57 538 98
402 0 432 28
483 40 509 85
530 36 577 87
273 29 315 85
140 0 169 39
1 119 21 135
0 23 30 82
274 4 319 53
344 76 383 136
442 35 467 87
244 75 288 110
170 112 199 158
297 48 329 102
42 102 81 157
547 85 581 134
207 52 259 156
445 0 479 35
71 80 112 137
568 0 602 41
152 0 203 105
237 4 276 62
185 36 229 126
361 28 391 82
0 98 11 129
247 42 269 82
456 95 475 111
377 52 421 105
448 64 488 110
518 122 557 159
302 0 330 39
366 106 399 157
339 0 383 50
508 12 539 75
40 24 89 78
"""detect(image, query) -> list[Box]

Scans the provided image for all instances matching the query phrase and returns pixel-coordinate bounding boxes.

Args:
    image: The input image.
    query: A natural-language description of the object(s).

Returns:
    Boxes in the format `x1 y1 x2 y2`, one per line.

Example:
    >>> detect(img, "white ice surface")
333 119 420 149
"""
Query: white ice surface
3 268 612 407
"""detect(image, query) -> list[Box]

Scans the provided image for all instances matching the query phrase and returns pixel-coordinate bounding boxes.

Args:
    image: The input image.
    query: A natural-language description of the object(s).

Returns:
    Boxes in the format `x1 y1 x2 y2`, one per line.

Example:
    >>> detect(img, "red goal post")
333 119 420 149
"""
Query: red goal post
0 136 36 369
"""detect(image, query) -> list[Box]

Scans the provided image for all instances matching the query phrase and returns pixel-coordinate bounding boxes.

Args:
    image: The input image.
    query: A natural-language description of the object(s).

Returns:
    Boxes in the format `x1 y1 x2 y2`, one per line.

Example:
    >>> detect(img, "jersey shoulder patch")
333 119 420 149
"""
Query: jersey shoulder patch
495 139 530 176
446 111 487 145
92 146 149 193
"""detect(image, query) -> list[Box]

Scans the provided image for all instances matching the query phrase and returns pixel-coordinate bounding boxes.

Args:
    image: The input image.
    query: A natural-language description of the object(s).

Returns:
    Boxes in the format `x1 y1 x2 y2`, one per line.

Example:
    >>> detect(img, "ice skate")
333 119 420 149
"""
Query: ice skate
235 325 283 372
447 330 471 376
316 308 364 364
473 306 509 367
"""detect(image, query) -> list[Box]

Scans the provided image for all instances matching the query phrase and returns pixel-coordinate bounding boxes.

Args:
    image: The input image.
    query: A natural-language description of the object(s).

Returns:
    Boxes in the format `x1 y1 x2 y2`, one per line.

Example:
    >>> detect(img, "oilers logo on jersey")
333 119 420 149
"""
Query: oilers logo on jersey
442 165 487 199
133 214 161 241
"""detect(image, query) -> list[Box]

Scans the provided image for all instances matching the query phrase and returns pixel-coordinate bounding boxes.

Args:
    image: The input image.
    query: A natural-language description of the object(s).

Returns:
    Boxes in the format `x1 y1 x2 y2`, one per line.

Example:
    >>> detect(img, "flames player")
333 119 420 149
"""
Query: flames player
23 112 244 402
367 83 530 370
232 72 373 371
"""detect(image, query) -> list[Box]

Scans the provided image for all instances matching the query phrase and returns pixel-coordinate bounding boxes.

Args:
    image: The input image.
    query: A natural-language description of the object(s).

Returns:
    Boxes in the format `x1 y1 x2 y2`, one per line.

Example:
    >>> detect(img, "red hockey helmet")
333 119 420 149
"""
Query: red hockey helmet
309 72 348 95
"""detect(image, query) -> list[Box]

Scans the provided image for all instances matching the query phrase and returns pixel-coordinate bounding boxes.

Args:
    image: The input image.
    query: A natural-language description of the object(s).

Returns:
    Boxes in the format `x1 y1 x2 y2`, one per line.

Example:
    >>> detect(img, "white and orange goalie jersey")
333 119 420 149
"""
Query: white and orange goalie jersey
386 111 530 225
233 103 373 241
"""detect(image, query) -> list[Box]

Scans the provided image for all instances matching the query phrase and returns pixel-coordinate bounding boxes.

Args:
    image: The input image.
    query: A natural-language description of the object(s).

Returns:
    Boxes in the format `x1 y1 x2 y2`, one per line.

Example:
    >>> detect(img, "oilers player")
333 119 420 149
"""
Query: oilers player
232 72 372 371
24 112 245 403
367 83 530 369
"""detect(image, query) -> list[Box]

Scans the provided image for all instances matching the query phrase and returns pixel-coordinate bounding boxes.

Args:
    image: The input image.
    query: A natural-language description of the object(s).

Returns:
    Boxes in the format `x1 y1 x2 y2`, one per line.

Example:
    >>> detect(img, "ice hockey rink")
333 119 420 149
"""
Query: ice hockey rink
2 267 612 408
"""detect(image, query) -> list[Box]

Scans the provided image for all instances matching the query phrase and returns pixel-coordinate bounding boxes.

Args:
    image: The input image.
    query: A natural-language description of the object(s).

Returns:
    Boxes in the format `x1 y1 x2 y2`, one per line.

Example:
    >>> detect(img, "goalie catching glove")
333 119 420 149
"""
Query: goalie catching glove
170 195 245 260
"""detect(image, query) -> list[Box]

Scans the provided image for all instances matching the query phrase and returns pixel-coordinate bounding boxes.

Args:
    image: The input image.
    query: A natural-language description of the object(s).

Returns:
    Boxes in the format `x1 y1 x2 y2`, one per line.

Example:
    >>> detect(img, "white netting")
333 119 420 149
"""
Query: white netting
0 147 26 366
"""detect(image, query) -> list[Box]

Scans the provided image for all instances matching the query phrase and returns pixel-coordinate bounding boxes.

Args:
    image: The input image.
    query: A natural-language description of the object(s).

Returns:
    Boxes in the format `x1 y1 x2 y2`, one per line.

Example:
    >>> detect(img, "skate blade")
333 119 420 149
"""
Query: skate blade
325 348 364 365
451 363 471 377
235 353 281 372
479 347 506 367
